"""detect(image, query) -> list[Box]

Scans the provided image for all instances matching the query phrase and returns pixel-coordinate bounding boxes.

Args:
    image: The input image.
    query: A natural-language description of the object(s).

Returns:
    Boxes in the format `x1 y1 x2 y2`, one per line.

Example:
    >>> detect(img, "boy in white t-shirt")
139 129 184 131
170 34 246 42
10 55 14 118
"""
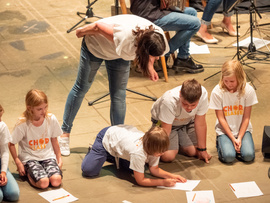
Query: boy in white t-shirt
151 79 211 163
209 60 258 163
81 125 187 187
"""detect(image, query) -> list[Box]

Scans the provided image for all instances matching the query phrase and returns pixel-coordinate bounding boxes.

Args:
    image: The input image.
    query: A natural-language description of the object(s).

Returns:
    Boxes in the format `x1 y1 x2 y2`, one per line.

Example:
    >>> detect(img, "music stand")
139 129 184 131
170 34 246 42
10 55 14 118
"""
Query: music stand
204 0 243 81
237 0 270 60
204 0 258 90
67 0 102 33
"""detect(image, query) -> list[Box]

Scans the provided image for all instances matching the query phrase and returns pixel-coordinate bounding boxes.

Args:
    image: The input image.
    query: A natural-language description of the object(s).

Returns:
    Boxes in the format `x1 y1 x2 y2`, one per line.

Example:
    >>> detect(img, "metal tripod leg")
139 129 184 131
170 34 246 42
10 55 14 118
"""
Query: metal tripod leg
88 88 157 106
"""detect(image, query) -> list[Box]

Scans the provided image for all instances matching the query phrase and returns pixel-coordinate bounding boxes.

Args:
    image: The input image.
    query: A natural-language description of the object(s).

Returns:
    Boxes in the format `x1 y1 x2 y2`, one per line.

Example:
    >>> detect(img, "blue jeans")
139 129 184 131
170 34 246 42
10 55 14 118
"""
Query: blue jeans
81 127 132 176
0 162 20 202
202 0 235 25
81 127 110 176
154 7 200 59
216 131 255 163
62 39 130 133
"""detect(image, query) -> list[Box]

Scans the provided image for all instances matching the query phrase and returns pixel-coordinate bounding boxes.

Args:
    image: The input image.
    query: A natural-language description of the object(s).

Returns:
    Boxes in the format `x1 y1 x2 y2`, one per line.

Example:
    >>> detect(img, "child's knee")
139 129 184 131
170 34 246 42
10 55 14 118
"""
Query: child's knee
37 178 50 189
82 167 99 177
50 175 62 187
242 152 255 162
5 190 20 201
220 151 236 163
161 153 176 162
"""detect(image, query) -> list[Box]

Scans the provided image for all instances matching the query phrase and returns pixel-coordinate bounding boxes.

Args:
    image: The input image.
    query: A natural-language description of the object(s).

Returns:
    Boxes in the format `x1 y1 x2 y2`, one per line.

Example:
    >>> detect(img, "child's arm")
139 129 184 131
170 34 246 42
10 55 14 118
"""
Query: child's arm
194 114 212 163
0 144 9 186
149 165 186 182
161 121 172 136
51 137 62 169
235 106 252 150
8 142 25 176
133 166 186 187
215 110 238 149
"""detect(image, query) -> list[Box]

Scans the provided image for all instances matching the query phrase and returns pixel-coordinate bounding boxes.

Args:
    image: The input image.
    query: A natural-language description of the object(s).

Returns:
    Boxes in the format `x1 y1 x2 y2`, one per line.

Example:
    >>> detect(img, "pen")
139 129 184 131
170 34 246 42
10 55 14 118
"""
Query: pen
52 194 70 201
192 193 196 201
229 184 235 191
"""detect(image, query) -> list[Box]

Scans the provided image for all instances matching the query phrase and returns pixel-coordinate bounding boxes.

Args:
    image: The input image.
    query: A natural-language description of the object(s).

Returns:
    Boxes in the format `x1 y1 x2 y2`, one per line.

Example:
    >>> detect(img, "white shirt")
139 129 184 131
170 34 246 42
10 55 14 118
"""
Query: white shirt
102 125 160 173
11 113 63 164
209 83 258 137
151 86 209 126
85 14 169 60
0 121 11 172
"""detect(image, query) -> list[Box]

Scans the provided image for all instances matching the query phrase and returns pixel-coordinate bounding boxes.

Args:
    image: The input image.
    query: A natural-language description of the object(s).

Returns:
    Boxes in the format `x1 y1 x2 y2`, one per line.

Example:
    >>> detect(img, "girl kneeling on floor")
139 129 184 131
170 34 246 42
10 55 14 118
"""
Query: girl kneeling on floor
9 89 63 189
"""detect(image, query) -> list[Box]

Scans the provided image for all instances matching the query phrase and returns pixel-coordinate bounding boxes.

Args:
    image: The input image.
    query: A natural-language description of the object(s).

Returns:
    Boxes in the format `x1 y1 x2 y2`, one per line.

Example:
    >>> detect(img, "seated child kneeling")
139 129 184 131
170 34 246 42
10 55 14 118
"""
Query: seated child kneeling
0 104 20 202
81 125 186 187
8 89 63 189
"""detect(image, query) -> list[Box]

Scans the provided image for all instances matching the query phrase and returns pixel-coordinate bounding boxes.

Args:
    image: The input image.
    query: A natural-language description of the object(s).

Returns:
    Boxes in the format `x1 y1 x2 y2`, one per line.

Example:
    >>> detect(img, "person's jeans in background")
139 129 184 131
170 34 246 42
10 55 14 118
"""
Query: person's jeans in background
154 7 200 59
201 0 235 25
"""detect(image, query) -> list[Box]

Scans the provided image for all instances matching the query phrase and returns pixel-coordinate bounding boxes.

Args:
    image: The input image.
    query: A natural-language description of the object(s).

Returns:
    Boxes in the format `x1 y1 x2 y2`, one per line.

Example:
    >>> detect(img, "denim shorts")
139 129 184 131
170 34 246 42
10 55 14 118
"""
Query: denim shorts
25 158 62 182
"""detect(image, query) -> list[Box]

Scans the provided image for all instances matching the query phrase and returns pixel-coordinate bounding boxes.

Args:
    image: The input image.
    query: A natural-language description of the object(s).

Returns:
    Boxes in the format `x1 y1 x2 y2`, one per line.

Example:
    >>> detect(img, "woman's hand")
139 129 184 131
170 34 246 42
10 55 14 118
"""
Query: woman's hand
148 56 159 81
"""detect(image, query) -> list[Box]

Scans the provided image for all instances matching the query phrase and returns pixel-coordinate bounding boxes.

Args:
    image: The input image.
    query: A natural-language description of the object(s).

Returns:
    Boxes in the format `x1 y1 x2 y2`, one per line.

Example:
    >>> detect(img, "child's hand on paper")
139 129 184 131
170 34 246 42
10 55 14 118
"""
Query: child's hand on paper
171 174 187 183
163 178 177 187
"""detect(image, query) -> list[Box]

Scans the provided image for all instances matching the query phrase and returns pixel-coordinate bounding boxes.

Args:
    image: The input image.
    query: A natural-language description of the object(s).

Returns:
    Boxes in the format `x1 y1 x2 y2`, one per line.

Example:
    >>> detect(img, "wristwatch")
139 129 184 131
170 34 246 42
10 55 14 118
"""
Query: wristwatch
196 147 207 151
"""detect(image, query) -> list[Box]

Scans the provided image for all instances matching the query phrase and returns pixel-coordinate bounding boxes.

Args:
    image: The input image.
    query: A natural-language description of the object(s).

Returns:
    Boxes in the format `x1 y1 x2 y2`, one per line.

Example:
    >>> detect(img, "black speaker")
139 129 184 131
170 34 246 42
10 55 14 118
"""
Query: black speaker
262 126 270 158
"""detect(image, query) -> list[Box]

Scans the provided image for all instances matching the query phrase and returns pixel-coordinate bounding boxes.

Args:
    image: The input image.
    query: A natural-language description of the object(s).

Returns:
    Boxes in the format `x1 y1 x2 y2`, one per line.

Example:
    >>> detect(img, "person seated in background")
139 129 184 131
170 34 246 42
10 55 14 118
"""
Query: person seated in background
81 125 187 187
130 0 204 74
197 0 239 44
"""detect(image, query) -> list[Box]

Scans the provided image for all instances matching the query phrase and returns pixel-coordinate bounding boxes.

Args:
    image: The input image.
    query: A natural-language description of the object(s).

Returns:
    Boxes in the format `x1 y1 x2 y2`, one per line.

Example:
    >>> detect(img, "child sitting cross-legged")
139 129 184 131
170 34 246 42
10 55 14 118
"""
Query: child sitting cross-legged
81 125 187 187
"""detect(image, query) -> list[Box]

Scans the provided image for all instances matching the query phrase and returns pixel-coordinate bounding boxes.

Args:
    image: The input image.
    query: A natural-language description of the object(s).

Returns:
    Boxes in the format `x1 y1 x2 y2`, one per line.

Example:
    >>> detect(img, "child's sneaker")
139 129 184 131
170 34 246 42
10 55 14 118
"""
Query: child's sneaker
58 137 70 156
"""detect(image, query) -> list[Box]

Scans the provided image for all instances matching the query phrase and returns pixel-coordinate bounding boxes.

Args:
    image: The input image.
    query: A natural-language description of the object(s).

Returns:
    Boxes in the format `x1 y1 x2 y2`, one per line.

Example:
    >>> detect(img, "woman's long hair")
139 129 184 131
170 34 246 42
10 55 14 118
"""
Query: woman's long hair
133 25 166 76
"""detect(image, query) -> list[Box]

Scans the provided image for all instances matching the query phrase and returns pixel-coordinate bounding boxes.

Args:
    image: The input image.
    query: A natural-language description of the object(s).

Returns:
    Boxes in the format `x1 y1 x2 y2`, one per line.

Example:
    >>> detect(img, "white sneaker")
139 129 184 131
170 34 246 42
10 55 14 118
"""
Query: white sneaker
58 137 70 156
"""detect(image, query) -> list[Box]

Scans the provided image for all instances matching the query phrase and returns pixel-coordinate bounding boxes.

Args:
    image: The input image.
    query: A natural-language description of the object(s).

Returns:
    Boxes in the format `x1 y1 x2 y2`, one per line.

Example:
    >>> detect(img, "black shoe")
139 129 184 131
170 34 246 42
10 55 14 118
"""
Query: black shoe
172 57 204 74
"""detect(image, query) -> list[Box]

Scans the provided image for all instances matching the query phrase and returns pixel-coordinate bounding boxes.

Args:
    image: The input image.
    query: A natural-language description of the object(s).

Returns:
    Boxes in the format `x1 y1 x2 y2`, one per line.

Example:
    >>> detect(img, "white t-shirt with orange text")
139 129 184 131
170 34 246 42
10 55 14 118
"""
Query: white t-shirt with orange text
209 83 258 137
11 113 62 164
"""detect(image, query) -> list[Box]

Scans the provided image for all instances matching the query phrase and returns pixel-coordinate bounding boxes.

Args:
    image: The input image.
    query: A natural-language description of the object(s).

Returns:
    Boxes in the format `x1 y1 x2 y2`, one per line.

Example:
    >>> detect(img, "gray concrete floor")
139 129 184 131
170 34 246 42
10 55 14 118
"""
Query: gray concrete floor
1 0 270 202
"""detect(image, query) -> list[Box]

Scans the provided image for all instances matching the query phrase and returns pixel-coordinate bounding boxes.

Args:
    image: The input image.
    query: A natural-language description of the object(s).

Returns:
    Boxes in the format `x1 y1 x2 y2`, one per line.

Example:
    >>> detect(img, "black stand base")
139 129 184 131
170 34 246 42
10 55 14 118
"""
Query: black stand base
88 88 157 106
67 0 102 33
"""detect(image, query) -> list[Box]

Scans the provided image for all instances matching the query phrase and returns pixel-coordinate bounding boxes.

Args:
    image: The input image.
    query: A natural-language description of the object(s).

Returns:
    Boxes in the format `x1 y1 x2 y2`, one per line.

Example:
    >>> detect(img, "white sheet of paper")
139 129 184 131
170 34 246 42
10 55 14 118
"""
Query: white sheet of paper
230 181 263 198
38 188 78 203
233 37 270 50
190 42 210 55
186 190 215 203
157 180 200 191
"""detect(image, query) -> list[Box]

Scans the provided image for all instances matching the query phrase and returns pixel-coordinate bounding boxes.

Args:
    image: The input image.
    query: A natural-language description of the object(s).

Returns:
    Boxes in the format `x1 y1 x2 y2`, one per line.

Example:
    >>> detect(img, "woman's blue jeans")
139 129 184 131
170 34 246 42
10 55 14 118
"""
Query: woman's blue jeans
216 131 255 163
154 7 201 59
202 0 235 25
0 160 20 202
62 39 130 133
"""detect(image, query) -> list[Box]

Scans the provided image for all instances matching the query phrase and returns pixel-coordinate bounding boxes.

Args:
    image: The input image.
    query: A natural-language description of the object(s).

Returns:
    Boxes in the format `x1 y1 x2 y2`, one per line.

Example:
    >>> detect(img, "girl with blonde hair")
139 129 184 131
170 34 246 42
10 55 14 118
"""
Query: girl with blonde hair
9 89 63 189
209 60 258 163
